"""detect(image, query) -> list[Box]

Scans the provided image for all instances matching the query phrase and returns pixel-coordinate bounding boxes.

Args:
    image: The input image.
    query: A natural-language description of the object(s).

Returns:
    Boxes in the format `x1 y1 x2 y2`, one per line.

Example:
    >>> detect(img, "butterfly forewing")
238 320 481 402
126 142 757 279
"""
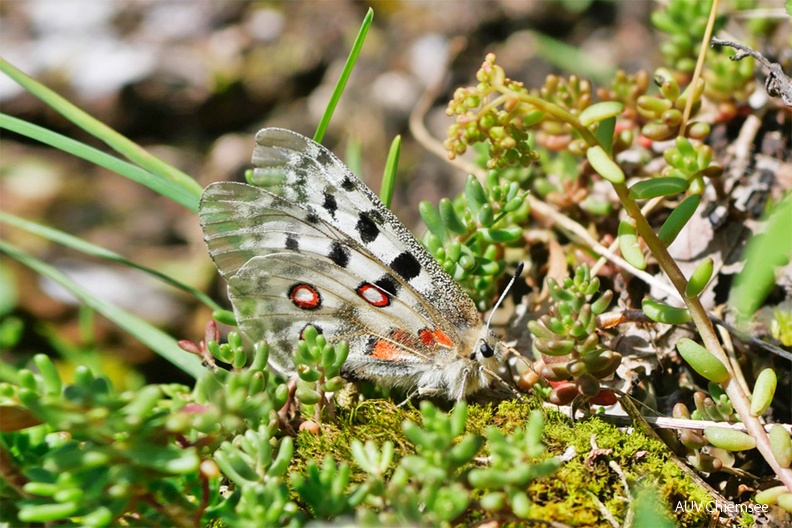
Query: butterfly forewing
249 128 480 329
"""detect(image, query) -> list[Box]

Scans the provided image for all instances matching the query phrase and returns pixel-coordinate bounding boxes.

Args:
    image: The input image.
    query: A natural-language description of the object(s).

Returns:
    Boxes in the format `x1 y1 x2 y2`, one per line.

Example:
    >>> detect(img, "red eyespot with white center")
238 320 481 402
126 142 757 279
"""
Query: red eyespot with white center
289 283 322 310
356 282 390 307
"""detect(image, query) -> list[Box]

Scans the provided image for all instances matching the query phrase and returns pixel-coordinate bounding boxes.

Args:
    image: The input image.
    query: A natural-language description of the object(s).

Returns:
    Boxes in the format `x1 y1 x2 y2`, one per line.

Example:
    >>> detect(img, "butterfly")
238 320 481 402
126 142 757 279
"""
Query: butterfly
199 128 518 400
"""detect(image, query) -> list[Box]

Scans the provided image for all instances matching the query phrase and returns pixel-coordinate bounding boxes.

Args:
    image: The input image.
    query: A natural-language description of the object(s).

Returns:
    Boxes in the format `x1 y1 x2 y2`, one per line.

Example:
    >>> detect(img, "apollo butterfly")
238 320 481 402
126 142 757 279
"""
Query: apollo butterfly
199 128 519 400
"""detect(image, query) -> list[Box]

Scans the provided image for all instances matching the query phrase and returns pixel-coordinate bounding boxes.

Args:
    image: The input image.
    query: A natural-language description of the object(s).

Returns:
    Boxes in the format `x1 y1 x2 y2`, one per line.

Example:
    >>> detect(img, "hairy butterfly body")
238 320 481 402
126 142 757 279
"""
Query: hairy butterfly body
199 128 510 400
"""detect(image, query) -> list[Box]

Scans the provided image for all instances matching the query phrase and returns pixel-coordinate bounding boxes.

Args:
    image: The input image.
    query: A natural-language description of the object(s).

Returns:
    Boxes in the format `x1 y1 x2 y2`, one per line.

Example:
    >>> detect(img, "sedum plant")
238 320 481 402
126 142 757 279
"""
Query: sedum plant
354 402 561 526
357 401 483 526
420 172 530 310
468 410 560 519
442 15 792 498
2 355 203 526
528 264 617 407
0 333 567 527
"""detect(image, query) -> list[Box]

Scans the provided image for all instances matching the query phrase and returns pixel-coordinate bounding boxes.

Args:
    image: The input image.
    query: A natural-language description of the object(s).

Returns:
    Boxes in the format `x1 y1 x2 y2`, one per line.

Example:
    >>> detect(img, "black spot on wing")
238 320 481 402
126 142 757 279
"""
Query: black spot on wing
340 177 355 191
323 191 338 219
306 212 320 224
276 339 292 354
285 233 299 250
364 335 378 356
316 146 334 168
294 173 308 202
390 251 421 281
374 274 399 295
296 154 312 170
328 241 350 268
237 276 268 295
300 324 323 340
356 211 380 243
367 209 384 224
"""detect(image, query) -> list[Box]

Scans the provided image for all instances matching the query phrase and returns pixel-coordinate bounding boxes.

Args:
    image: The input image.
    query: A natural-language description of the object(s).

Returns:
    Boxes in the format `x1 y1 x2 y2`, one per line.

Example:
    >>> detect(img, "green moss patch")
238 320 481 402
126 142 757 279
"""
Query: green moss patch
292 399 712 526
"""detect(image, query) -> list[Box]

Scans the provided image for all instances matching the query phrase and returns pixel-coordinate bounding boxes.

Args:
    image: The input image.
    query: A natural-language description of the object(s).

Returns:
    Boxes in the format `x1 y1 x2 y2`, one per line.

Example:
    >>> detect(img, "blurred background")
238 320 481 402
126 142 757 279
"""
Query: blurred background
0 0 787 387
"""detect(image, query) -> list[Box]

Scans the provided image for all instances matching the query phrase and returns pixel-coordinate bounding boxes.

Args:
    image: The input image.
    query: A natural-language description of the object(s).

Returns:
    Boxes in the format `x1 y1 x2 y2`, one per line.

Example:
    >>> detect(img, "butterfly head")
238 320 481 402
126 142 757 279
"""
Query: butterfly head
458 325 504 368
467 261 523 369
436 325 508 399
467 332 499 360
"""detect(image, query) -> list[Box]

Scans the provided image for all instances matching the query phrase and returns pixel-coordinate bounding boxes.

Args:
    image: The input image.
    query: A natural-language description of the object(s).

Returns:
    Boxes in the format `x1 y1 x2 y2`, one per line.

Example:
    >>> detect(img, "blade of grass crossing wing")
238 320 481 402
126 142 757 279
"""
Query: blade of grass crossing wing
0 212 221 312
0 58 202 200
313 8 373 143
0 114 199 212
344 138 363 178
0 241 204 379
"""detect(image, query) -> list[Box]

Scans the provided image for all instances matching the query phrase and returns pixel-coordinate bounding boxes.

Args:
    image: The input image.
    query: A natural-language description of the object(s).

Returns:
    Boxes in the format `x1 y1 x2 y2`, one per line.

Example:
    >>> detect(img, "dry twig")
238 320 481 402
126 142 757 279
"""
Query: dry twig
711 37 792 107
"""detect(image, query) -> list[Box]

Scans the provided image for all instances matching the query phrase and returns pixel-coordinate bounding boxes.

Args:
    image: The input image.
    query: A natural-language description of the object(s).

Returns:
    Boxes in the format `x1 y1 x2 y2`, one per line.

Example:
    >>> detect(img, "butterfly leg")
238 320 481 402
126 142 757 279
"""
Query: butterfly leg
478 365 525 402
396 390 417 408
456 367 472 401
397 387 446 407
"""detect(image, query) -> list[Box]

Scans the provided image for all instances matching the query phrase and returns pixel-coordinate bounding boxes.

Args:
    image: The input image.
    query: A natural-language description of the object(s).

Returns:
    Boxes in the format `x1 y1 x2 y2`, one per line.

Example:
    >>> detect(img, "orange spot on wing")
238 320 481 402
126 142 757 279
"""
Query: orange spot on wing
371 339 400 361
391 329 412 344
418 328 454 348
419 329 435 346
432 329 454 347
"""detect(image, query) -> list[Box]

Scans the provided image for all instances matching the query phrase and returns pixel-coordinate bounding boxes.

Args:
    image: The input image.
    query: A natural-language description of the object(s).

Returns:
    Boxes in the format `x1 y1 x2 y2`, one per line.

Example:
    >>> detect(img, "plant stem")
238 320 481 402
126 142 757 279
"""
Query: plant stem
680 0 720 135
0 444 29 495
495 88 600 146
612 181 792 491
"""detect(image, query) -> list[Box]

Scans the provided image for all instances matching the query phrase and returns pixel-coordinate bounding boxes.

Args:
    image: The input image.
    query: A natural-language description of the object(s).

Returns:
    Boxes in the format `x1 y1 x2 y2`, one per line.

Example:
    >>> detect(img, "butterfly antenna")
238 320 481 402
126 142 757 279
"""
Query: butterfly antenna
485 262 525 332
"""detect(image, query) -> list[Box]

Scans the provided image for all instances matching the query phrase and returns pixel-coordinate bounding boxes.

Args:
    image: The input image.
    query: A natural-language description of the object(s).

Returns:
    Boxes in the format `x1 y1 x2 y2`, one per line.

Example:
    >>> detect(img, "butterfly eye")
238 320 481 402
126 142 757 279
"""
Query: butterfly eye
479 341 494 359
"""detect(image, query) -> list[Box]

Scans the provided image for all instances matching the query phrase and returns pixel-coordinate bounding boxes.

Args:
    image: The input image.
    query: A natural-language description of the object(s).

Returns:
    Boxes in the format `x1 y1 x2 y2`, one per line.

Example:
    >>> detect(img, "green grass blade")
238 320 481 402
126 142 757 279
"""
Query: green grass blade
344 137 363 177
0 212 222 312
380 135 401 208
533 32 615 84
313 8 373 143
730 193 792 317
0 241 205 379
0 58 202 199
1 114 199 212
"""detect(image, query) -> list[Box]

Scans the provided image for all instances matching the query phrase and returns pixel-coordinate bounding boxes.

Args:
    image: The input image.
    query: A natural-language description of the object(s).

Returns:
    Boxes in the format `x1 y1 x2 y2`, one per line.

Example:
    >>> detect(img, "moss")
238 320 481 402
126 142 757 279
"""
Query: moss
290 399 713 527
